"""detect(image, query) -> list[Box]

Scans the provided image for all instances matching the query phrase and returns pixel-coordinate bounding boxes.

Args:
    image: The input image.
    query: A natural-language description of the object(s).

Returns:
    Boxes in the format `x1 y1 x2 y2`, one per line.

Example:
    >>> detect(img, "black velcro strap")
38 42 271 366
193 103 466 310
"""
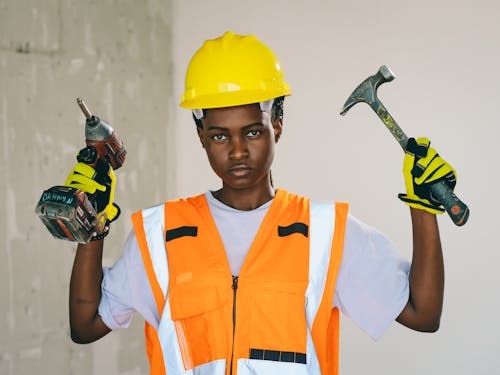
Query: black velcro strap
277 222 308 238
249 349 307 364
165 226 198 242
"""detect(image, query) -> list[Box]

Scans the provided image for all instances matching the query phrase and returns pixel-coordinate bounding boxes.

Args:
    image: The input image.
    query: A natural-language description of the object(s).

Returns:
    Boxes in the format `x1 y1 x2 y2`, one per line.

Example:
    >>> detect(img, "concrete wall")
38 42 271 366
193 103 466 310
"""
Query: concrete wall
0 0 173 374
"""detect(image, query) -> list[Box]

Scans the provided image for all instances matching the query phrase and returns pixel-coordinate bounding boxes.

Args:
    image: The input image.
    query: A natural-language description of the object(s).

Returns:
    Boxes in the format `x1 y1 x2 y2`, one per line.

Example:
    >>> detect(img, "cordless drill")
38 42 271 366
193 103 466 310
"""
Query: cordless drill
35 98 126 243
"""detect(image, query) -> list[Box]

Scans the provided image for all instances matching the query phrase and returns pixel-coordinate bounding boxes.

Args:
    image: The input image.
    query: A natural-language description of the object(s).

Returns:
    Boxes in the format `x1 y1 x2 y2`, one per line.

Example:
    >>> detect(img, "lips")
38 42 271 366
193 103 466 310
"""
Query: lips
228 164 252 176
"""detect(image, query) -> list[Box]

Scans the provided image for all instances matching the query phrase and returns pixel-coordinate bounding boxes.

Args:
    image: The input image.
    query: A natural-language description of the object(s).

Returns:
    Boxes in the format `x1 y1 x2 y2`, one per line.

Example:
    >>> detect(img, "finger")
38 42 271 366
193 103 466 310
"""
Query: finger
415 157 455 185
107 167 116 181
407 137 429 158
403 152 416 174
416 147 438 169
411 147 438 178
66 173 106 193
72 162 97 178
415 137 430 148
66 182 95 194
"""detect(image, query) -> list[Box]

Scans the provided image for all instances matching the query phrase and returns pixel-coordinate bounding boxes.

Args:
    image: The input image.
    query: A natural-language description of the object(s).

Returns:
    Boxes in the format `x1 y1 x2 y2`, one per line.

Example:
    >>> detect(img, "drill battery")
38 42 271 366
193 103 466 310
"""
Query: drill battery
35 185 98 243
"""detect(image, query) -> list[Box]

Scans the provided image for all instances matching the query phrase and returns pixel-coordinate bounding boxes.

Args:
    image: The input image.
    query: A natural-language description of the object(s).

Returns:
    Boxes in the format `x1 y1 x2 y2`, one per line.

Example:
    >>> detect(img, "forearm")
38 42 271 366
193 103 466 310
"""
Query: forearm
69 240 111 343
396 208 444 332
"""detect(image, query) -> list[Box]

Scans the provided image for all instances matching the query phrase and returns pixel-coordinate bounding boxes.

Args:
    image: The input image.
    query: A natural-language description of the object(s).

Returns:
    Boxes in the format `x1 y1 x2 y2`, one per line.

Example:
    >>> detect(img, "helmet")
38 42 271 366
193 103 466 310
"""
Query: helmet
180 31 291 110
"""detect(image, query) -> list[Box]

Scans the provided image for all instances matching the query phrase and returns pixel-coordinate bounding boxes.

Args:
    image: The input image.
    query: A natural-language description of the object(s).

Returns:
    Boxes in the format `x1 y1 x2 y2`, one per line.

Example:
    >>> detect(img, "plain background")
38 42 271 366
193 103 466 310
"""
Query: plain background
1 0 499 374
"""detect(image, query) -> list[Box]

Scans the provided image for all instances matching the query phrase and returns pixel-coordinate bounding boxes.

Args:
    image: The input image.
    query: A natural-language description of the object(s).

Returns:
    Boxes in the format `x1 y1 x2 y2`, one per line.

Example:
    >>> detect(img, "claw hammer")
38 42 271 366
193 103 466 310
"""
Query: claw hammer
340 65 469 226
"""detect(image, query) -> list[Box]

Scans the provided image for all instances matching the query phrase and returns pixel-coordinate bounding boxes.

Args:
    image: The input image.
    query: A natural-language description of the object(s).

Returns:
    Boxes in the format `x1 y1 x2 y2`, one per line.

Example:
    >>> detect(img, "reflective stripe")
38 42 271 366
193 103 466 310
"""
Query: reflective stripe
192 359 226 375
305 328 321 374
311 202 348 375
142 205 168 299
157 298 189 374
133 206 168 373
305 201 335 328
305 201 336 375
136 205 186 374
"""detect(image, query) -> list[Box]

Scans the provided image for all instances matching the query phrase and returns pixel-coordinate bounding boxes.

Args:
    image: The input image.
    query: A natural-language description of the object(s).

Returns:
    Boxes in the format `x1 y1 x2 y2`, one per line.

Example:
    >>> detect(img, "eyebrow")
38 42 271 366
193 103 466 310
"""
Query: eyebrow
206 122 264 131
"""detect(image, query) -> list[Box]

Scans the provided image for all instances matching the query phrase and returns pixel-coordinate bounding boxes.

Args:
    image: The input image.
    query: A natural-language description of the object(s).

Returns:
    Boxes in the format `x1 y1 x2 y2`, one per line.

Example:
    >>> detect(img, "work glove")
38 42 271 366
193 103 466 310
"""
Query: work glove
398 137 457 214
65 160 120 236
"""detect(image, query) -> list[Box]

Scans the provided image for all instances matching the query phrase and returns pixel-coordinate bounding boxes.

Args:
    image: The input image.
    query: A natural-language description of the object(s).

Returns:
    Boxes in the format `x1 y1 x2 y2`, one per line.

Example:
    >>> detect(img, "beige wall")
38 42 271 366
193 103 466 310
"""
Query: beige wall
2 0 500 374
172 1 500 374
0 0 173 373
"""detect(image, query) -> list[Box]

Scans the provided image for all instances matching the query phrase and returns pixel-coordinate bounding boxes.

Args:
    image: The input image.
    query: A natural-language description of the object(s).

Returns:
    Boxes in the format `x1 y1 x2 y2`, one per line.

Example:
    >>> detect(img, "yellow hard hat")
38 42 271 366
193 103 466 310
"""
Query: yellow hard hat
181 31 291 109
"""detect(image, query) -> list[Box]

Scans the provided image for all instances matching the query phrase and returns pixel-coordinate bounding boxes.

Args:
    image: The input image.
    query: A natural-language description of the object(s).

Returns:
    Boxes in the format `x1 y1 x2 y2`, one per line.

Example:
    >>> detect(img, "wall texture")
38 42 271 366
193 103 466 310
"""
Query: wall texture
0 0 173 374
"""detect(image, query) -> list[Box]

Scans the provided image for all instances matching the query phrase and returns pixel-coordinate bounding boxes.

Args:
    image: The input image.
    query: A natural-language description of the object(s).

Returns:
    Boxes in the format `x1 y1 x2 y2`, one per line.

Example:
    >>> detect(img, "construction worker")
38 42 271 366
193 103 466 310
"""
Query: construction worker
67 31 456 375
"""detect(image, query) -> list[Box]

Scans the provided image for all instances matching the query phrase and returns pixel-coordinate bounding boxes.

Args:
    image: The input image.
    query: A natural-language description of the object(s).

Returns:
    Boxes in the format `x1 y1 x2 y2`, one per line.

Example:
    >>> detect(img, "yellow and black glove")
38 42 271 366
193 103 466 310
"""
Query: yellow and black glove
65 161 120 238
398 137 457 214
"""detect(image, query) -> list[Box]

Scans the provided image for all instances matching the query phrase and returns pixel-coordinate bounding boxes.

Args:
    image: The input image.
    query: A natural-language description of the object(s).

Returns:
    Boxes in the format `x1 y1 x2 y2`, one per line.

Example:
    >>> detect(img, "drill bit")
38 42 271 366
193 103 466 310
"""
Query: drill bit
77 98 92 119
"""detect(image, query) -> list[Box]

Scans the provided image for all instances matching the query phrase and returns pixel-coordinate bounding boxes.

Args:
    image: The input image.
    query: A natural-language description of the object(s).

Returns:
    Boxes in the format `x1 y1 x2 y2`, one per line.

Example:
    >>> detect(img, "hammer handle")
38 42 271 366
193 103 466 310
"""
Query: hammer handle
372 99 409 148
370 101 470 226
430 182 469 226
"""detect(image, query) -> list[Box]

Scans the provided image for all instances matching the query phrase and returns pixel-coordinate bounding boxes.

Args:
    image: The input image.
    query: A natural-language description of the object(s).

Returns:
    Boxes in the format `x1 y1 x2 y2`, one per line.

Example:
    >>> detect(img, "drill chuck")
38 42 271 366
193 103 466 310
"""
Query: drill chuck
85 115 113 142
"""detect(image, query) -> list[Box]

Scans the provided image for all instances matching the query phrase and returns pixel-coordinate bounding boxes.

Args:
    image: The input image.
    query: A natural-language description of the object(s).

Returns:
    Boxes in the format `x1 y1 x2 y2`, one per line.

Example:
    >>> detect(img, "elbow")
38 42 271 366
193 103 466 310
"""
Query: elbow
70 326 101 344
69 316 111 344
419 307 442 333
70 333 86 344
412 316 441 333
70 329 91 344
397 304 442 333
422 318 440 333
401 294 443 333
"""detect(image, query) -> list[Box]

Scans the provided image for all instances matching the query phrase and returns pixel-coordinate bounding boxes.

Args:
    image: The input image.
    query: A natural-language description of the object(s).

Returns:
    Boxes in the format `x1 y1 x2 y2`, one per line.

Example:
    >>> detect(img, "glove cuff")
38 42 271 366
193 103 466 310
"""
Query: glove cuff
90 226 110 241
398 193 445 214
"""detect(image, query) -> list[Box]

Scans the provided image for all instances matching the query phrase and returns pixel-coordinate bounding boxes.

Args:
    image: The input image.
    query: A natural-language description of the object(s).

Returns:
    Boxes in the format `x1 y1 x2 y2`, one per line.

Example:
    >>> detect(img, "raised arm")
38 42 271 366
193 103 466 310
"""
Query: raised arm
69 240 111 343
65 162 120 343
396 209 443 331
395 137 457 332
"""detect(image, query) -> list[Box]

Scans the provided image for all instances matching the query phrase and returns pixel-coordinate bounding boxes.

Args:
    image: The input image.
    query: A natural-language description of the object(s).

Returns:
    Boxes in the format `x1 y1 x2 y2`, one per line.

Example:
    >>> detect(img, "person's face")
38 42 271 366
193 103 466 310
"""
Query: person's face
197 103 282 191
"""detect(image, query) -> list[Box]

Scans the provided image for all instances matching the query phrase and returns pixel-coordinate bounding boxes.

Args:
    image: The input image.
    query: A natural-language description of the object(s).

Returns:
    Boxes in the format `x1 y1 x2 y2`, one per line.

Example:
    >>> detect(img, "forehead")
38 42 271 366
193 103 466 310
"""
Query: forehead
203 103 265 128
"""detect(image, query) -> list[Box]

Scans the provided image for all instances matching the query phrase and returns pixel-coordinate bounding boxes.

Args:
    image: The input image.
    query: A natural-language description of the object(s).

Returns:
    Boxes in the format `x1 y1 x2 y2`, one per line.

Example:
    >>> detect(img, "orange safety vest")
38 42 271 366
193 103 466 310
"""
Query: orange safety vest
131 189 348 375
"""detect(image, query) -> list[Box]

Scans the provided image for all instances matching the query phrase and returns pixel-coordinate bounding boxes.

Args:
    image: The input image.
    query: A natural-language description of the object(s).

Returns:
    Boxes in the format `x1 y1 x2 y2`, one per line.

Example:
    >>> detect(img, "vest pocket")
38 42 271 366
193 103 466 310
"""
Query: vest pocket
238 358 309 375
249 282 308 356
169 286 227 370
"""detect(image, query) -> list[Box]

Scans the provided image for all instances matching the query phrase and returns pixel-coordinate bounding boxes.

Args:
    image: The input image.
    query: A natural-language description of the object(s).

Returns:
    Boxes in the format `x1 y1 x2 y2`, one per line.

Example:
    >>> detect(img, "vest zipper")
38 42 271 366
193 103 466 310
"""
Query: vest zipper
230 275 239 375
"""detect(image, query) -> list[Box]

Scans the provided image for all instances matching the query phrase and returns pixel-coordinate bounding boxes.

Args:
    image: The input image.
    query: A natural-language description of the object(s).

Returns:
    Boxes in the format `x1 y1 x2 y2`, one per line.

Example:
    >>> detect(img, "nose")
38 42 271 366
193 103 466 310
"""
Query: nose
229 136 249 160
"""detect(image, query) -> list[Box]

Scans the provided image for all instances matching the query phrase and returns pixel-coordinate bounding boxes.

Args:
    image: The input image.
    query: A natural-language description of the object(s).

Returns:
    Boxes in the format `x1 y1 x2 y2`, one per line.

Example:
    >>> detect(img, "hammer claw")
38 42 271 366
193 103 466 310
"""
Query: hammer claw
340 65 394 116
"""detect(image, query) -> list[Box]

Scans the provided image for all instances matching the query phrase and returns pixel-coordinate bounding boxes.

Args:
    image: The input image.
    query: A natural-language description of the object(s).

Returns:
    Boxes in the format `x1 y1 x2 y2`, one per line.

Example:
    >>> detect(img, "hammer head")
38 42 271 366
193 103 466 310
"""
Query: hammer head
340 65 395 116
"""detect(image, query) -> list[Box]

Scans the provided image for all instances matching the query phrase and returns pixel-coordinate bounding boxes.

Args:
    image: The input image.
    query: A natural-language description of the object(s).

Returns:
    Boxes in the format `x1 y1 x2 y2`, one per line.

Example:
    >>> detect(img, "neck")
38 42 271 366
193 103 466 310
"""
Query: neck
214 178 275 211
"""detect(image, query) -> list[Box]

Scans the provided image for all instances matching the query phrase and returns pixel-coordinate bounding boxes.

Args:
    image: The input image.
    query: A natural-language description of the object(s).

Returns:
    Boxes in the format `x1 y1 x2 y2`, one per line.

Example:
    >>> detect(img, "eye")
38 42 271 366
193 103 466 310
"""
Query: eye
246 129 262 138
211 134 228 141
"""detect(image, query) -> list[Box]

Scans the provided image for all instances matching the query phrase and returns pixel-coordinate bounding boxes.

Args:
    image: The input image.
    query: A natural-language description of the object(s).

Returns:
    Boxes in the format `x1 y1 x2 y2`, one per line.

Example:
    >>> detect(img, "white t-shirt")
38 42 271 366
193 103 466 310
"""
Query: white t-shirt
98 192 410 341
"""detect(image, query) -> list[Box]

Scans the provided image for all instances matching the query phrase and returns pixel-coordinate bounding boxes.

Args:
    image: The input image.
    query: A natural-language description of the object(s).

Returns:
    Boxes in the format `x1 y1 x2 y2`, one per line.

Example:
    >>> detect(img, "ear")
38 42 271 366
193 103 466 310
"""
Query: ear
196 125 206 148
272 118 283 143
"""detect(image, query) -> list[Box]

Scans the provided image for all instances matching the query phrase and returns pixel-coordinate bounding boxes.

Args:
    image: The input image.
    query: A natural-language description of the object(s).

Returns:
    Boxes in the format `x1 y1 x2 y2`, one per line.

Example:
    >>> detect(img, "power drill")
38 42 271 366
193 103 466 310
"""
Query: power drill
35 98 127 243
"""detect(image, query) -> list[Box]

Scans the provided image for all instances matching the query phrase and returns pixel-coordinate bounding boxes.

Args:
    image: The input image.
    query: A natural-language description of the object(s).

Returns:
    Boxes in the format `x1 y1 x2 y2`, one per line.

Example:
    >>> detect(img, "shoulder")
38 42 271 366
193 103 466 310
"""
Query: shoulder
275 189 314 206
344 214 393 249
342 214 406 275
133 193 208 217
277 189 350 216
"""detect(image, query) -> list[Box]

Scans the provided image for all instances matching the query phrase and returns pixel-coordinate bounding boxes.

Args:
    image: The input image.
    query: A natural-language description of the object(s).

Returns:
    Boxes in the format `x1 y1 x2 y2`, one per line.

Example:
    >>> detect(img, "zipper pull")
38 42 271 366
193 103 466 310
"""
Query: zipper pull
232 275 239 290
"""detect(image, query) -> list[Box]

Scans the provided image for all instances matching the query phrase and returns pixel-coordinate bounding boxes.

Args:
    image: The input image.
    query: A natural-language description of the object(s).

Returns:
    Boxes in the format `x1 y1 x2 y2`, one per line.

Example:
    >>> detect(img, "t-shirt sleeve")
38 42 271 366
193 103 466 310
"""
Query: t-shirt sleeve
333 214 410 340
98 229 159 330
